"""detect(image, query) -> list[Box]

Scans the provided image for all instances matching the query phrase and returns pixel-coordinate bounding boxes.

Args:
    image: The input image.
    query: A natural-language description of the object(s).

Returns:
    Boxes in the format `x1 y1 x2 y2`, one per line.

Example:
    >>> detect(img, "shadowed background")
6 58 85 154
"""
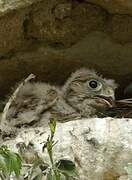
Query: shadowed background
0 0 132 99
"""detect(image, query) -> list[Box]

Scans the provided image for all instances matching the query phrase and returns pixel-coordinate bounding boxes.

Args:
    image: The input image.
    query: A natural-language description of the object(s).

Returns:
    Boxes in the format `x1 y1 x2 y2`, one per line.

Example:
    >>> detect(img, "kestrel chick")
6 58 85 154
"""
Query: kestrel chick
62 68 117 117
0 68 117 137
0 82 80 137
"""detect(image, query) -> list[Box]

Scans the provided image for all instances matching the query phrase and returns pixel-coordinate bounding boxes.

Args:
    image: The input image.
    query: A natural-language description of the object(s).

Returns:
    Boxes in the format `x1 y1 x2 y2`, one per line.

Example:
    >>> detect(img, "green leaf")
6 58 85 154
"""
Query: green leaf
46 137 53 164
0 155 8 174
48 119 56 137
0 146 22 178
5 151 21 178
56 159 78 178
10 153 22 178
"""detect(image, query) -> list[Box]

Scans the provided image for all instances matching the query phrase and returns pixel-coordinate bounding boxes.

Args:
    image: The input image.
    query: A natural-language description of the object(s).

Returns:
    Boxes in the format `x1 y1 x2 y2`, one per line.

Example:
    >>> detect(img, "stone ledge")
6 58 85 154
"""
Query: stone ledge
0 0 41 16
2 118 132 179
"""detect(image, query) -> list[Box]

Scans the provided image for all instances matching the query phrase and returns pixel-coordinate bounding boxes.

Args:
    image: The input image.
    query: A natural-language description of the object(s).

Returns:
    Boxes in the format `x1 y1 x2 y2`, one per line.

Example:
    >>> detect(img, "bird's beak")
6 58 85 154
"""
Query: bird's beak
95 95 115 108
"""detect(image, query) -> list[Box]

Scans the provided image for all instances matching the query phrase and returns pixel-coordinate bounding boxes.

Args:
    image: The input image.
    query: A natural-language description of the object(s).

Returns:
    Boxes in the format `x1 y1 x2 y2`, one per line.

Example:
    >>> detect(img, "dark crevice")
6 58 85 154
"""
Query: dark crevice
23 12 32 40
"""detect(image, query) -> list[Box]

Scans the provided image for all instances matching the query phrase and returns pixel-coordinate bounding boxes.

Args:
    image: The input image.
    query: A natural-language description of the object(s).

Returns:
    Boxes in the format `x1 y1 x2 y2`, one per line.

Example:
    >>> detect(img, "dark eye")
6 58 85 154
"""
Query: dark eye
88 79 102 91
89 80 98 88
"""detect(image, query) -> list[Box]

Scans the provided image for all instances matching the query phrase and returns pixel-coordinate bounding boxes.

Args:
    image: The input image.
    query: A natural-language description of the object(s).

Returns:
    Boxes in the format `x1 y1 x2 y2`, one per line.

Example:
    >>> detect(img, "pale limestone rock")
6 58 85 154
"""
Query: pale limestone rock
0 0 41 15
2 118 132 179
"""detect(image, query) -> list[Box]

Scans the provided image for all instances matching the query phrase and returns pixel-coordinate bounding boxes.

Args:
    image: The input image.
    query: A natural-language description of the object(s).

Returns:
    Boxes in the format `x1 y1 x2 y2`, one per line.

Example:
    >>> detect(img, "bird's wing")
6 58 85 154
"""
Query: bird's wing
6 83 58 126
50 97 81 122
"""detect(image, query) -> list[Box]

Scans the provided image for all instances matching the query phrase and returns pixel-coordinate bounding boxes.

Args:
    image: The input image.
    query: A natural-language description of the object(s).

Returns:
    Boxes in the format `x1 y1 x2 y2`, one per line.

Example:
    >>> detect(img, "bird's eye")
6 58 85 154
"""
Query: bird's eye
89 80 98 88
88 80 102 91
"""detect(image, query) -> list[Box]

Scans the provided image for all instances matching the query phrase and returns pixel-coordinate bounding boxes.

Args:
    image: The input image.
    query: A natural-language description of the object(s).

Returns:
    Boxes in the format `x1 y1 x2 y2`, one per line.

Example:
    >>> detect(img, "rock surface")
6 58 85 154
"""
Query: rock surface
86 0 132 15
2 118 132 180
0 0 132 98
1 1 132 179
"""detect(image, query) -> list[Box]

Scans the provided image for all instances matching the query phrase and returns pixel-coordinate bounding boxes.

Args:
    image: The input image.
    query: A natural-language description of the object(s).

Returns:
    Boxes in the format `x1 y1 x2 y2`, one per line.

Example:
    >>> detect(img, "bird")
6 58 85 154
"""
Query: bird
62 68 117 118
0 82 80 138
0 68 117 138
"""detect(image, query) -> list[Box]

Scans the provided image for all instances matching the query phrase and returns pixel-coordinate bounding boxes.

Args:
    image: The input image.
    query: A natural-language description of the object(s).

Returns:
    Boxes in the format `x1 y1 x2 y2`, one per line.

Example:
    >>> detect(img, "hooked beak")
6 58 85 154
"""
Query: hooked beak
95 95 115 108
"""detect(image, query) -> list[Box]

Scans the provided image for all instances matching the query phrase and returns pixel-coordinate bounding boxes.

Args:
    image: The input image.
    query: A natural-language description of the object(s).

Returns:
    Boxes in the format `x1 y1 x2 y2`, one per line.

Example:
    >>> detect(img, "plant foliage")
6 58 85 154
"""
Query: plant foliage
27 119 78 180
0 119 78 180
0 145 22 179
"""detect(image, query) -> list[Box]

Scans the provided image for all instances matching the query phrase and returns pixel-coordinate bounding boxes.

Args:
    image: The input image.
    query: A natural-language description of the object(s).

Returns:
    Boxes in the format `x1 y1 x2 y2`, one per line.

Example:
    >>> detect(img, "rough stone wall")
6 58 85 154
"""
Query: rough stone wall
0 0 132 98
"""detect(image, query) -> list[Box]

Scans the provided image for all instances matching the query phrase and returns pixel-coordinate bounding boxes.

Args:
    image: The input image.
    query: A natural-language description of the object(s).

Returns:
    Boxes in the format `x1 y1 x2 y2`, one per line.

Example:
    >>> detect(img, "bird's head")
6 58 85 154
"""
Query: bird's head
62 68 117 114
